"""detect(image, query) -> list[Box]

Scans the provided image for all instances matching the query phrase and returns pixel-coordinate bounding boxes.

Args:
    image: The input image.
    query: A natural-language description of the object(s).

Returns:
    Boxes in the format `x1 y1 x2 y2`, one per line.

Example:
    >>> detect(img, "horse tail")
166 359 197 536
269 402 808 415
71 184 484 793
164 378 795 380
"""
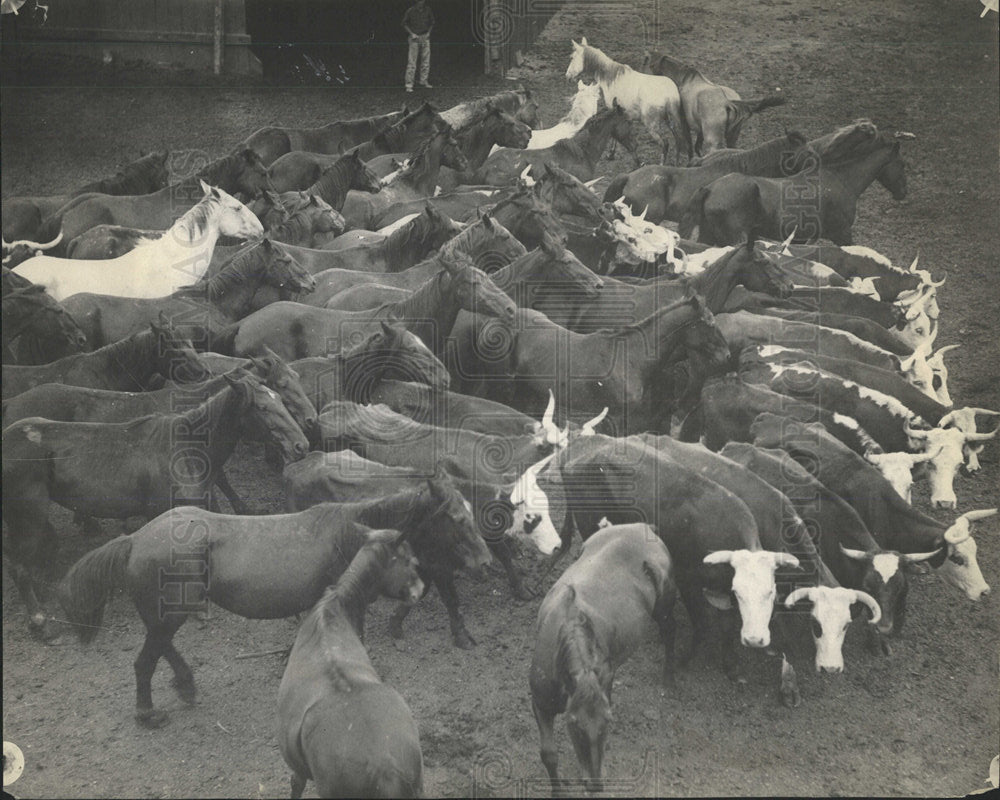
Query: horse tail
602 172 630 204
677 186 710 240
211 321 241 357
58 535 133 644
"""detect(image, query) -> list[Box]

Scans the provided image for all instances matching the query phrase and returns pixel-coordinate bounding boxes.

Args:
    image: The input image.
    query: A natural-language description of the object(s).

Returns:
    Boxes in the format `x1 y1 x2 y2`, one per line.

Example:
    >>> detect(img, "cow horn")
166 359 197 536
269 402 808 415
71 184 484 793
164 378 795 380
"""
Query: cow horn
897 352 918 372
901 548 944 563
907 253 919 273
961 508 998 523
904 421 929 440
944 509 997 544
540 389 556 433
864 450 886 465
969 407 1000 416
773 552 800 569
893 131 917 140
703 550 734 565
581 407 608 436
851 591 882 625
938 409 961 428
926 272 947 288
929 344 960 362
583 177 602 189
965 423 1000 443
639 205 648 221
784 587 816 607
909 445 944 464
839 545 872 562
1 230 64 251
779 229 796 252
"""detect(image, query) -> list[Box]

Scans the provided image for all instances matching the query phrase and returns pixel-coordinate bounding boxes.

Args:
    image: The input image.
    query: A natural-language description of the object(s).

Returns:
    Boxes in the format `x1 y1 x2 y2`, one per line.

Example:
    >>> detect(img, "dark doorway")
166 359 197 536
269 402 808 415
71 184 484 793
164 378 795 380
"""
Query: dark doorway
244 0 483 87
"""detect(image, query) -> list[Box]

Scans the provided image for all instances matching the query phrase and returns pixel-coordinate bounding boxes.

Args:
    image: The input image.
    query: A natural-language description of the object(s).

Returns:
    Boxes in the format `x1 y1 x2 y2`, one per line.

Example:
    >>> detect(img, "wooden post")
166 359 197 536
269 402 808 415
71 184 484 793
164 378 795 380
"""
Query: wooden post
213 0 223 75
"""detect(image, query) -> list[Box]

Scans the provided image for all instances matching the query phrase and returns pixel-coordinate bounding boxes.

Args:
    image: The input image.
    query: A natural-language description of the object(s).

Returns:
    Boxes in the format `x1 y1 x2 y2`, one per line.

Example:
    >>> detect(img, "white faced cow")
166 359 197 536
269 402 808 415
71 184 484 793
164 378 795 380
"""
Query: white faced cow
905 421 998 508
864 446 943 504
784 586 882 673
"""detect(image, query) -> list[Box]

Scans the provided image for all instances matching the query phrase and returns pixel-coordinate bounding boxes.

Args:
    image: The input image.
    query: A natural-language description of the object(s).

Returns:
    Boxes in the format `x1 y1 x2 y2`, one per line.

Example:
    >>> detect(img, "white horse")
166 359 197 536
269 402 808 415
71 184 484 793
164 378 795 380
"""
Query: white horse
526 80 601 150
565 37 686 165
12 181 263 301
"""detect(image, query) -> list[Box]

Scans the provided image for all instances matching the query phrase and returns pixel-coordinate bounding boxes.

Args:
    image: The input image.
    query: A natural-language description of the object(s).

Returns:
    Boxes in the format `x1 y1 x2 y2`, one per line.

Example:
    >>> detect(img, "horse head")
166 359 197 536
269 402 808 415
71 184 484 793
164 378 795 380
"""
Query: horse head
247 344 319 438
441 251 517 324
224 366 309 463
565 38 588 81
373 319 451 393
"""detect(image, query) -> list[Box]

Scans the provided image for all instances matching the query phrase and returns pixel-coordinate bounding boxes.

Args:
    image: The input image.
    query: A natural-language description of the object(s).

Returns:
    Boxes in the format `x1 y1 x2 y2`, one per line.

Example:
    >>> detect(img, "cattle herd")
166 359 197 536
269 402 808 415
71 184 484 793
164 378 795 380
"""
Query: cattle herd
2 36 998 799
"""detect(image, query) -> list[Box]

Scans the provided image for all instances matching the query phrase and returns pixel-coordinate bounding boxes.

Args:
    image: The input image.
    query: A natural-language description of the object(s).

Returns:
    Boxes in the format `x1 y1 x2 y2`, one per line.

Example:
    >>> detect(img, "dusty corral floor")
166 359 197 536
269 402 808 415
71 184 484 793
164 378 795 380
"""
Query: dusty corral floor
2 0 999 797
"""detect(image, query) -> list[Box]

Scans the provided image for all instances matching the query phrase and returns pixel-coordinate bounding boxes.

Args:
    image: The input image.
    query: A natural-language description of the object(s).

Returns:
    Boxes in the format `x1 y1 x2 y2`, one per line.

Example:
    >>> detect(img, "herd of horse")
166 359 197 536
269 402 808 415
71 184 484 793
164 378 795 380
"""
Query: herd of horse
2 36 997 798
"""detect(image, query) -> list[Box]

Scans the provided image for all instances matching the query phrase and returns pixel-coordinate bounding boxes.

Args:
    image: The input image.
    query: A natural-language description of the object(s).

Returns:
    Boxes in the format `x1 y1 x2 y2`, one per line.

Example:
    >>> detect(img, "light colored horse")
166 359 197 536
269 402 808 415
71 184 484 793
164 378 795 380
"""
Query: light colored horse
524 80 601 151
12 181 263 301
565 37 686 165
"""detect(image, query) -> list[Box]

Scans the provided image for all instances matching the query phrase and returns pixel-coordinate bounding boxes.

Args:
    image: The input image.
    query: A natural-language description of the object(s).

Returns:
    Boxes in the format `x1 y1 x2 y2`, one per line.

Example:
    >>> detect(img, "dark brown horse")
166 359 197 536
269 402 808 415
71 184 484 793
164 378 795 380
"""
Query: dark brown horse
602 131 810 223
2 150 171 242
530 522 675 793
451 294 730 434
679 123 912 245
644 51 786 157
278 530 425 799
475 103 637 186
2 317 209 399
239 106 409 166
58 479 487 724
346 102 446 161
341 123 469 231
266 149 383 204
5 368 308 633
1 283 87 364
437 104 533 190
222 251 516 360
35 149 273 252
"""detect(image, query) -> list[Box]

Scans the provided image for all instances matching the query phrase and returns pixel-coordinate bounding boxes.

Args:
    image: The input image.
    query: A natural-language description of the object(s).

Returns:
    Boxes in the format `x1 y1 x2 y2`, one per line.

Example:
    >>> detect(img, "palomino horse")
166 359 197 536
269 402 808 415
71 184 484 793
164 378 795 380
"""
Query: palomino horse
524 81 601 151
13 182 264 301
57 479 487 725
679 123 912 245
602 130 811 223
1 316 209 398
530 522 675 793
341 124 468 231
34 148 272 251
239 106 409 166
309 213 528 306
474 103 637 186
222 251 516 360
1 282 87 363
643 51 786 157
4 367 308 633
2 150 170 243
565 37 686 165
278 530 425 799
61 238 315 349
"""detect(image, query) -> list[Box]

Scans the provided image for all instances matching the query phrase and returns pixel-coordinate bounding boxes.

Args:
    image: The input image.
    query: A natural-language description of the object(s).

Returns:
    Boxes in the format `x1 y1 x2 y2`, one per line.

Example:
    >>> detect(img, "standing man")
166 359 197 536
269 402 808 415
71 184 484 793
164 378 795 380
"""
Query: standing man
403 0 434 92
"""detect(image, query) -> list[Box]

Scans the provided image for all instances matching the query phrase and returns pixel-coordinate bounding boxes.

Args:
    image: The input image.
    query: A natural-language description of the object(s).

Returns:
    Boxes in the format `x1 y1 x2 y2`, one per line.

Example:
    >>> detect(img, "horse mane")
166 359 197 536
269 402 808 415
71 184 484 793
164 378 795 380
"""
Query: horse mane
184 239 269 300
307 156 354 204
709 132 810 172
811 119 880 163
268 206 317 244
384 208 443 262
166 192 221 242
197 151 250 187
582 43 627 81
322 401 426 443
647 52 706 85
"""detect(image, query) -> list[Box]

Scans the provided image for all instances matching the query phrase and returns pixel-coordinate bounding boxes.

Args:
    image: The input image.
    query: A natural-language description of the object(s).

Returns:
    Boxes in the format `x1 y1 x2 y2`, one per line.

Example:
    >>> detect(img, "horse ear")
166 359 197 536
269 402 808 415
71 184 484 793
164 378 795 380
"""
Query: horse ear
380 320 395 336
482 211 494 230
338 141 347 156
199 178 212 195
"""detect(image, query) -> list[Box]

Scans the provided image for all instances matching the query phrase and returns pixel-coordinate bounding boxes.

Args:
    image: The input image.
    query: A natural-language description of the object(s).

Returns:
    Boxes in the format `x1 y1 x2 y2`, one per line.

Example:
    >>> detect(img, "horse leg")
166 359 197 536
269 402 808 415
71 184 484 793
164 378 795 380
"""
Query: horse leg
290 772 307 800
162 637 197 706
213 469 254 515
488 537 533 600
530 695 561 796
4 500 58 634
653 592 677 687
133 628 173 727
434 571 476 649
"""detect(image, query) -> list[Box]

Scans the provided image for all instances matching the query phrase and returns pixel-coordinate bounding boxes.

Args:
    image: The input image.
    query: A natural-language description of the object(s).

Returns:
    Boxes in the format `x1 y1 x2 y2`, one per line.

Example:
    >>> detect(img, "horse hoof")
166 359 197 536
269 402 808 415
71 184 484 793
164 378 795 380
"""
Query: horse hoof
170 679 197 705
136 708 169 728
780 687 802 709
880 639 893 657
513 585 536 602
453 631 477 650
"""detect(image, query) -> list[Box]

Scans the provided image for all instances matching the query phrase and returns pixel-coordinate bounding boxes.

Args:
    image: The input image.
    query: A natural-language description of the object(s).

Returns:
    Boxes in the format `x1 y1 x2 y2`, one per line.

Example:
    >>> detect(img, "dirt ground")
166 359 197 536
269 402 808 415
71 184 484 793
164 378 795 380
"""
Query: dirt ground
2 0 999 797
